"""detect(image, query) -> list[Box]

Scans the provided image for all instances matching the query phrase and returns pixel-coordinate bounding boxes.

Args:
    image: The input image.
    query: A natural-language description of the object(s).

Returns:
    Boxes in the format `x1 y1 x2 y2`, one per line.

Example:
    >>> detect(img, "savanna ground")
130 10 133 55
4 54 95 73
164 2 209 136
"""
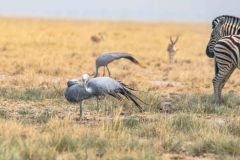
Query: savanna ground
0 17 239 160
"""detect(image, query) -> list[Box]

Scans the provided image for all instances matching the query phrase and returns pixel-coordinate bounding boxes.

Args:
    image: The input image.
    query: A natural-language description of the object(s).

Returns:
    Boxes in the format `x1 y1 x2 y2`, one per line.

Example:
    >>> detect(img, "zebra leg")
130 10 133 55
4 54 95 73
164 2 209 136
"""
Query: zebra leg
213 77 221 105
213 64 234 104
220 66 235 90
106 65 111 77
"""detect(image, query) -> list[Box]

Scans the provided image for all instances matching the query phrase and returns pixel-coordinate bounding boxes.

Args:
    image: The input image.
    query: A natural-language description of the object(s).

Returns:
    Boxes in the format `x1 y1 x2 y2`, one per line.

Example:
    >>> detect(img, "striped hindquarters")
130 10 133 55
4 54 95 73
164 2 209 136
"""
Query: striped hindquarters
214 35 240 68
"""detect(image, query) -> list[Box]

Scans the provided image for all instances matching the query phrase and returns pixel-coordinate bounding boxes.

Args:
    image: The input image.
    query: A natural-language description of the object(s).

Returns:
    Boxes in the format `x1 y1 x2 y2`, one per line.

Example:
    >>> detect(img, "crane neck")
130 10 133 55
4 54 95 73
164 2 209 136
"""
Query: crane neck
83 80 92 93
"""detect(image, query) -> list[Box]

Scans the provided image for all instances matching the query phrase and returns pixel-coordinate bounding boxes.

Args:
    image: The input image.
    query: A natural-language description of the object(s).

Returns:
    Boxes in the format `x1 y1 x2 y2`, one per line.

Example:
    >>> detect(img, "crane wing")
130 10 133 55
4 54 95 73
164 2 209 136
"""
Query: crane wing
65 83 92 102
88 77 143 111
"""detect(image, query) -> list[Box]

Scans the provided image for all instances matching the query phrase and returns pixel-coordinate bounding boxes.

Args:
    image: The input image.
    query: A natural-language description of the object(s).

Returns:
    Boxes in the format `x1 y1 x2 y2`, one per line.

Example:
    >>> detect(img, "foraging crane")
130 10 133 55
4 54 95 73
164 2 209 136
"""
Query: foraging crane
64 75 143 117
167 36 179 64
94 52 140 77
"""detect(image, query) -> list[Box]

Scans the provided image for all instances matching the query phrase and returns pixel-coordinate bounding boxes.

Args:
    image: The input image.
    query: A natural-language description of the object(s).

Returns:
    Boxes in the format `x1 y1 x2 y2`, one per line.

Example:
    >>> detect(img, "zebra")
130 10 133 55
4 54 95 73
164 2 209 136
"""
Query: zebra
211 35 240 104
206 15 240 58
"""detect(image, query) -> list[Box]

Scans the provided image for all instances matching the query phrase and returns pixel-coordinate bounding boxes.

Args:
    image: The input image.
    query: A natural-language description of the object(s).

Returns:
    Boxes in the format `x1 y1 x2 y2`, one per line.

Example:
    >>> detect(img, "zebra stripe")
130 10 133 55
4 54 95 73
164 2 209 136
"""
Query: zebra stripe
212 35 240 104
206 15 240 58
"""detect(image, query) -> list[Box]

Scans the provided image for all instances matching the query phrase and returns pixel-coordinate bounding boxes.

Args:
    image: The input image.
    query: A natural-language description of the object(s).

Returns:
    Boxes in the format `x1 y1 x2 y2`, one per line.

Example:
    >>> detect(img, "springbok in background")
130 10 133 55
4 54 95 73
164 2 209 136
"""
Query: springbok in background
167 36 179 64
90 32 105 44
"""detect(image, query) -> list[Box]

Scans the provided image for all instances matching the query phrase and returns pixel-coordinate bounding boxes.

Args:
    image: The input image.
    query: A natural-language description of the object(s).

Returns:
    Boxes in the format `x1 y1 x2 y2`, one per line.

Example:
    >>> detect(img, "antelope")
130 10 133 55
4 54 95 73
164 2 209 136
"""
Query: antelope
167 36 179 63
90 32 105 44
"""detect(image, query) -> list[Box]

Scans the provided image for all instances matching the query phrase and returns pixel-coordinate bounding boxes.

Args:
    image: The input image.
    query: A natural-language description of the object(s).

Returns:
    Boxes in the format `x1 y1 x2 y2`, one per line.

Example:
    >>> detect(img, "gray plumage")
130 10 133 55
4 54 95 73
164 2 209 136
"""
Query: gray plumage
82 74 143 111
94 52 139 77
65 80 93 117
65 80 92 102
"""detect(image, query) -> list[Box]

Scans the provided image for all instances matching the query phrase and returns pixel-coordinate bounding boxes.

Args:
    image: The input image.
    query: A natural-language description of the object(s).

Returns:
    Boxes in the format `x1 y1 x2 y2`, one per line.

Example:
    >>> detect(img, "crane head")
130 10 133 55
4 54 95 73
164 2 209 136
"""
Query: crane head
82 74 89 83
67 79 80 87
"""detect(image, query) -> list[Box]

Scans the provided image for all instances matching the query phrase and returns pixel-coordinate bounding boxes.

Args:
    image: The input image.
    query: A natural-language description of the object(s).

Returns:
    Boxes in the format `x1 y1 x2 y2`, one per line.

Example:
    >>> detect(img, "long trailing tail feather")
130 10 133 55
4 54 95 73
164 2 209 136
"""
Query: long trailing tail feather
123 55 139 64
123 88 146 105
127 93 143 112
119 87 144 112
114 53 140 65
118 81 137 91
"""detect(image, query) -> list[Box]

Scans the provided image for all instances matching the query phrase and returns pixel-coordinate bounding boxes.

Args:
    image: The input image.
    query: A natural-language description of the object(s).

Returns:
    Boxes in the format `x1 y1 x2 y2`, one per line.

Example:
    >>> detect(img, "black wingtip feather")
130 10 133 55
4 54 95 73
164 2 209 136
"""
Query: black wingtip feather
120 88 144 112
123 55 140 65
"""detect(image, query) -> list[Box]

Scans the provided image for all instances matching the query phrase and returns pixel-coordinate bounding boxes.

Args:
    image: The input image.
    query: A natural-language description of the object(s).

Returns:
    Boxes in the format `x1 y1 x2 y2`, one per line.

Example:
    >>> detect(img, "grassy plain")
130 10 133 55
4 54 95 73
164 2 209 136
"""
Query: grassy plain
0 17 239 159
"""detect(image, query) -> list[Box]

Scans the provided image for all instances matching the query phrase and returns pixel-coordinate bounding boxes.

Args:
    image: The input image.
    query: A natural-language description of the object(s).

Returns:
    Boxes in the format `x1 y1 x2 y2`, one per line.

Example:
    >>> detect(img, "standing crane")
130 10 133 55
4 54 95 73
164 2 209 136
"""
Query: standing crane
94 52 140 77
65 80 93 117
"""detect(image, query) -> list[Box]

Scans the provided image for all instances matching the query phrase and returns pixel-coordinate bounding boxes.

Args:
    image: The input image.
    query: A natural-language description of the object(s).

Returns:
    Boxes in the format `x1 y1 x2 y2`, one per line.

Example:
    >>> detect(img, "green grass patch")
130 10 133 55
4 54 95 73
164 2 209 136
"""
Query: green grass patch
171 114 204 133
0 87 63 101
175 92 240 115
190 136 240 156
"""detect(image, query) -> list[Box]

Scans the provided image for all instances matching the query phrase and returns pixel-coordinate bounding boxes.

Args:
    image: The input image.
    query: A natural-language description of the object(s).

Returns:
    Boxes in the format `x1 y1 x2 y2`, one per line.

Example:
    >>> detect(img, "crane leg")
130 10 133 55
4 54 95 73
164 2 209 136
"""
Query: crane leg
103 66 105 76
106 65 111 77
94 66 99 77
79 101 83 119
96 96 99 111
104 96 107 115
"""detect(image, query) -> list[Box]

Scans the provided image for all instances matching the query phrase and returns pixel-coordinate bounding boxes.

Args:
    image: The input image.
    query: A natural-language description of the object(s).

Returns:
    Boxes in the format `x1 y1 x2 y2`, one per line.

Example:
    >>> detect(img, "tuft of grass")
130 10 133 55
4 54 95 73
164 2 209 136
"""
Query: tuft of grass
35 110 57 124
222 91 240 108
138 92 163 112
162 138 183 153
118 155 135 160
141 149 158 160
190 137 240 156
227 120 240 137
55 135 78 153
123 118 139 129
175 92 240 115
170 114 204 133
18 108 33 116
0 109 8 119
136 123 160 138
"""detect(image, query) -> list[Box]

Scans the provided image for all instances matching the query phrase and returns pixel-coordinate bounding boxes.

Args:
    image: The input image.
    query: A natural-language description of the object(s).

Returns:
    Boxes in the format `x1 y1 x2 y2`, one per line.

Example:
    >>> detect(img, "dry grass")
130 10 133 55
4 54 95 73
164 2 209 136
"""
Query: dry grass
0 17 239 159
